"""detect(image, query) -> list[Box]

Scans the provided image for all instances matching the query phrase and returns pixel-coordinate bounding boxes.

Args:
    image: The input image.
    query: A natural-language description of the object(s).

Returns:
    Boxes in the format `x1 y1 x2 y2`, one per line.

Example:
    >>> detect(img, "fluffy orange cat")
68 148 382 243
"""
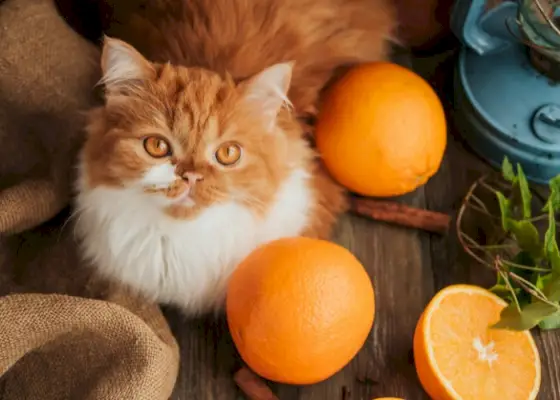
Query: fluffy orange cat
75 0 395 314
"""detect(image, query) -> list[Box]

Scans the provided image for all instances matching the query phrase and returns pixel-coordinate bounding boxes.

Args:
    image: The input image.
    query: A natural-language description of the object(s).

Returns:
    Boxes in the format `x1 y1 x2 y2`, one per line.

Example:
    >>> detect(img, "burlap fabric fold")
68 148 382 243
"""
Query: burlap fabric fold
0 293 179 399
0 0 180 398
0 0 99 234
0 221 180 399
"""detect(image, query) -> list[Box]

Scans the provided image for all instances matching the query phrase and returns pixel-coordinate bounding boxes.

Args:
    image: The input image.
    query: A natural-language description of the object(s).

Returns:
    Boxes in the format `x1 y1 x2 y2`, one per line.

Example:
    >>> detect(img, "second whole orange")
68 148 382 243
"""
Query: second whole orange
226 237 375 385
316 62 447 197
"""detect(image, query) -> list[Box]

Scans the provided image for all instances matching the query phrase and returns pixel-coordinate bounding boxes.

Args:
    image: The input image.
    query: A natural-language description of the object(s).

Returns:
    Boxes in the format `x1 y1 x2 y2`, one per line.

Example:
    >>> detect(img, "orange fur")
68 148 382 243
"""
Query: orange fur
83 0 396 239
75 2 395 313
102 0 397 118
82 40 346 236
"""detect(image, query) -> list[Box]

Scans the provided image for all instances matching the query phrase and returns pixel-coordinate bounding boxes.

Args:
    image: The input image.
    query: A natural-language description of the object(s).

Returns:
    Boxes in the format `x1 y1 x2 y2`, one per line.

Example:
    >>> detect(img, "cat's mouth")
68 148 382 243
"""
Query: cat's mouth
143 179 196 207
172 189 195 206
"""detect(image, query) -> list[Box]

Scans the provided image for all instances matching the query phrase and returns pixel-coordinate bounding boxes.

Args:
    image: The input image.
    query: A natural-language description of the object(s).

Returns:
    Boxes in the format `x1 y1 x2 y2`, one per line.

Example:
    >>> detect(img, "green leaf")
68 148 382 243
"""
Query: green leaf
516 164 532 219
536 273 551 292
535 274 560 329
538 312 560 330
502 157 516 183
492 301 558 331
489 284 509 295
496 192 512 232
544 175 560 212
496 270 507 286
544 206 560 273
508 220 542 258
524 300 559 320
489 283 520 299
542 273 560 302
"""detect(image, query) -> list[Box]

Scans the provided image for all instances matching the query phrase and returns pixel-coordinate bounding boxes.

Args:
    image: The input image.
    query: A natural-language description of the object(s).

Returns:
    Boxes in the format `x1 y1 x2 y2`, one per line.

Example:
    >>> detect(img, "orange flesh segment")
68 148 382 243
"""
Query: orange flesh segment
425 286 540 399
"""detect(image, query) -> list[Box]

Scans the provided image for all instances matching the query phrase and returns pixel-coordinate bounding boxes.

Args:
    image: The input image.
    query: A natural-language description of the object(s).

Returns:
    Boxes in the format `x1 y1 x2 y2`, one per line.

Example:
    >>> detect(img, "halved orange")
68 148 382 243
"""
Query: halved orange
414 284 541 400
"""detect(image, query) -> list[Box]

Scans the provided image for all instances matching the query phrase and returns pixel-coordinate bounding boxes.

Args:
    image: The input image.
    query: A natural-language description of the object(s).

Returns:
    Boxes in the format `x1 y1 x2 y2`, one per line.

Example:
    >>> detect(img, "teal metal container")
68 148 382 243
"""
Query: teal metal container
451 0 560 184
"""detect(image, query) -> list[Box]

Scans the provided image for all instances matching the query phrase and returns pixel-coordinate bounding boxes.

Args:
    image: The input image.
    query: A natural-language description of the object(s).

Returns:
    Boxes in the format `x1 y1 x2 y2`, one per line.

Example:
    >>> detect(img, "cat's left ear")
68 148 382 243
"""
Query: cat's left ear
240 62 294 127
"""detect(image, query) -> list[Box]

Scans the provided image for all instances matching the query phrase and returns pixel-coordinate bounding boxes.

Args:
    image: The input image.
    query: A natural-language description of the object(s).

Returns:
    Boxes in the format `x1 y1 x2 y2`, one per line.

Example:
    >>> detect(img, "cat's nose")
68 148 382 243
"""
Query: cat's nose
181 171 204 184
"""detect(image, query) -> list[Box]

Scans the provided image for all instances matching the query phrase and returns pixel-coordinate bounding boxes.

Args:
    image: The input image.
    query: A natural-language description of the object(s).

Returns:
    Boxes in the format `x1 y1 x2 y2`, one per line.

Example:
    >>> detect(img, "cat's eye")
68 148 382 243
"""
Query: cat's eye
143 136 172 158
214 142 242 166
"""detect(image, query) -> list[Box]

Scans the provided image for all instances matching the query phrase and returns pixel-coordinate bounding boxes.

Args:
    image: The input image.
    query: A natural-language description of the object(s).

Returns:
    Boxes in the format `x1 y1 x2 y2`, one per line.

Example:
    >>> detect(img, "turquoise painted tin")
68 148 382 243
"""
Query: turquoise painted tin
451 0 560 184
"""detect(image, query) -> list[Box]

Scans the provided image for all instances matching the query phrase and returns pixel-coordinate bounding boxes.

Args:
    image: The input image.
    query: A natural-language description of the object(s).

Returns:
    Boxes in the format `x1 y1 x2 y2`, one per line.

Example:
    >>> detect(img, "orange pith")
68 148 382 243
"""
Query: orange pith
414 284 541 400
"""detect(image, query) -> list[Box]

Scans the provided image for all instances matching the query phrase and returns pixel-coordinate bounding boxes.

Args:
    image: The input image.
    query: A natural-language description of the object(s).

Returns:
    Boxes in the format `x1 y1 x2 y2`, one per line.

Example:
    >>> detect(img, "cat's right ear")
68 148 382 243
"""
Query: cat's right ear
100 36 155 91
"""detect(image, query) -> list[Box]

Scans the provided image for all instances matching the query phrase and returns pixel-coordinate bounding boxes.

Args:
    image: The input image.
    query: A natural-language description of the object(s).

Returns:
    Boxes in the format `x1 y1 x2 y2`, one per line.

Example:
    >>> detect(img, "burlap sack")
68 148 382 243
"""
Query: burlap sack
0 0 180 398
0 0 99 234
0 212 180 399
0 293 179 399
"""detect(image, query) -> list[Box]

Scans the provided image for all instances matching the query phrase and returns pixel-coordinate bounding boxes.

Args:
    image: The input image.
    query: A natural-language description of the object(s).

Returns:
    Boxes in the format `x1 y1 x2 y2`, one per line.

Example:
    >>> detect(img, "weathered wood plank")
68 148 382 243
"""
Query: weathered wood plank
168 312 242 400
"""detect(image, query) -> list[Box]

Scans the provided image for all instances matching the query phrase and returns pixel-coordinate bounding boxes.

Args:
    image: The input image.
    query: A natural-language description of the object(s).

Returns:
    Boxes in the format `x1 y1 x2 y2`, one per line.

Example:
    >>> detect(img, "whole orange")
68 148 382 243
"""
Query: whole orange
226 237 375 385
316 62 446 197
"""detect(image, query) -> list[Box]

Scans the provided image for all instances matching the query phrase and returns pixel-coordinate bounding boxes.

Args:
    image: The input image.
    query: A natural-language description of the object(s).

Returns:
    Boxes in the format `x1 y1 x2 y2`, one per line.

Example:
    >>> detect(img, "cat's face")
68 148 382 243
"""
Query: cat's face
81 38 304 219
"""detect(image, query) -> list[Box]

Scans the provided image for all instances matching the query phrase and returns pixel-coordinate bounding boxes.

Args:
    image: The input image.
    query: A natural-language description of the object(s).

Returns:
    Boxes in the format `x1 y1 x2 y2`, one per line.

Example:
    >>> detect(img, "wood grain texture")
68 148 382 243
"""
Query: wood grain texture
166 51 560 399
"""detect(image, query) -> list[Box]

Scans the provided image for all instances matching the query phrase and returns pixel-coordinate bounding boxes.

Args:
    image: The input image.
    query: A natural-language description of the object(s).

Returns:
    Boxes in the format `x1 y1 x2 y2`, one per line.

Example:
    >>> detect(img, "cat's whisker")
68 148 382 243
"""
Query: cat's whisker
234 193 269 212
59 209 84 243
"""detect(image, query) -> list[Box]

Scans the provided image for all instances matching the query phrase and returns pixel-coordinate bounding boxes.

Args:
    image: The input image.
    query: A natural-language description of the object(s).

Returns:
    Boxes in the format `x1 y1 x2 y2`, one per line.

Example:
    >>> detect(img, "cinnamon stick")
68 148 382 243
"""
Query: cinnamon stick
234 367 279 400
349 197 450 235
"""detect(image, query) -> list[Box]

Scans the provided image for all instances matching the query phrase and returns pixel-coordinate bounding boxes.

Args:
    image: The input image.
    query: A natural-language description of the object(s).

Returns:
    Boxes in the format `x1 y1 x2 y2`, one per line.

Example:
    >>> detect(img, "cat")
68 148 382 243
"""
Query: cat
99 0 396 118
75 0 396 315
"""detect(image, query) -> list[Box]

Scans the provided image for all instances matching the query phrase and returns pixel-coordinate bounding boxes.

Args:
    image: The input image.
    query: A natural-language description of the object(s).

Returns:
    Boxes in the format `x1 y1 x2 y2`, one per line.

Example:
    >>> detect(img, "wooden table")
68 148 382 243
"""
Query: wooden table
167 50 560 400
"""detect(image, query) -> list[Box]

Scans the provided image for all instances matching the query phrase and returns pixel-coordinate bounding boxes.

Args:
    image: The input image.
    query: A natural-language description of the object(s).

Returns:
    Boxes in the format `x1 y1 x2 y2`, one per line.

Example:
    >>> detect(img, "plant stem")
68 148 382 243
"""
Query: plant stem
508 272 560 309
469 194 493 215
459 232 495 269
479 180 499 194
493 254 559 309
500 269 521 312
501 259 551 272
480 244 518 250
509 271 545 297
461 231 516 252
456 176 490 267
524 214 548 223
460 232 481 247
492 177 514 191
457 170 560 319
467 202 498 218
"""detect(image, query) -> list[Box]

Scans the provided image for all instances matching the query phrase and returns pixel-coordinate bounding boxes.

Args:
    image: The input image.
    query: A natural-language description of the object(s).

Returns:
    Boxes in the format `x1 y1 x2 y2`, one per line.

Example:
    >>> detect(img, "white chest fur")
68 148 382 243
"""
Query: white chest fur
75 169 312 314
